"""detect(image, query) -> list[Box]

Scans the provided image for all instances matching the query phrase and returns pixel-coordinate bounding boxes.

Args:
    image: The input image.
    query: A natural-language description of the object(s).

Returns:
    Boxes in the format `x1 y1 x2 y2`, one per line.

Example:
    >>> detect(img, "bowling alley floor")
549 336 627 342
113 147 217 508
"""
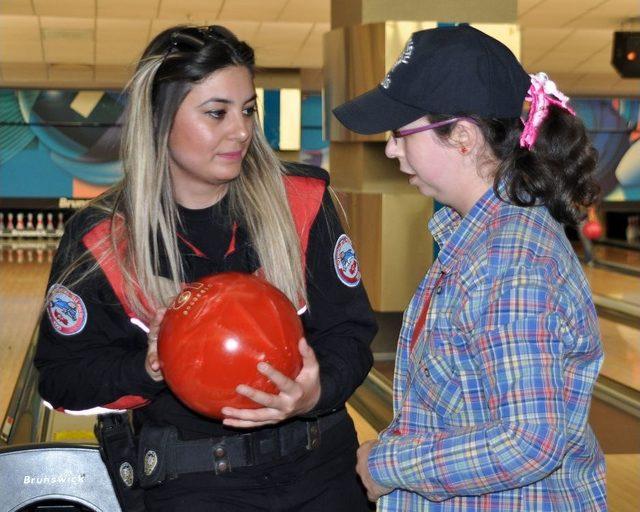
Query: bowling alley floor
2 239 639 511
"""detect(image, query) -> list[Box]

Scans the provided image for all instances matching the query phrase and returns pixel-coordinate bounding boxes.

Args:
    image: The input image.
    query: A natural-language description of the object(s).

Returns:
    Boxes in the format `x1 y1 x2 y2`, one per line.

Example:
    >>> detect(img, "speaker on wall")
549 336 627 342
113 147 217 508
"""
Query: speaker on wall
612 31 640 78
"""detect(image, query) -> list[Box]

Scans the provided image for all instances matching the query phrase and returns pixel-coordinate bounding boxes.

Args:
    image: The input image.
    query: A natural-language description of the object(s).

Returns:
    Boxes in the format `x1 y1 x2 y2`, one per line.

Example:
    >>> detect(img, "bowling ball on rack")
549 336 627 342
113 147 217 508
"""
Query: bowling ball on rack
157 272 304 419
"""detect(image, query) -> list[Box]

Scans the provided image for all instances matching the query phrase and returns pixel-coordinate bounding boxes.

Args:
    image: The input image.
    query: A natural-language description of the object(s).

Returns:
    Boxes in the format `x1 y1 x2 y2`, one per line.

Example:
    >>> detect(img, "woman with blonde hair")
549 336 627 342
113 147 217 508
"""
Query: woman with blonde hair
35 25 376 511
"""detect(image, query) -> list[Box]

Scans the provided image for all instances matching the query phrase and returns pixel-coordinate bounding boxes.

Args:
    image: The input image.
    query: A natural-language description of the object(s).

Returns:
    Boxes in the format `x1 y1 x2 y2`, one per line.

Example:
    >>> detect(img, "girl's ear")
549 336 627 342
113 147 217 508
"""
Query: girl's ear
450 120 479 154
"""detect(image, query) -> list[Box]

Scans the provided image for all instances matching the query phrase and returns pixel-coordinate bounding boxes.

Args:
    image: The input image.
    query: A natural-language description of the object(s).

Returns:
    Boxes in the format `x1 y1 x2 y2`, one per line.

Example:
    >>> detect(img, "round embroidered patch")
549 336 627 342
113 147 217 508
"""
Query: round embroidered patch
333 234 361 287
46 284 87 336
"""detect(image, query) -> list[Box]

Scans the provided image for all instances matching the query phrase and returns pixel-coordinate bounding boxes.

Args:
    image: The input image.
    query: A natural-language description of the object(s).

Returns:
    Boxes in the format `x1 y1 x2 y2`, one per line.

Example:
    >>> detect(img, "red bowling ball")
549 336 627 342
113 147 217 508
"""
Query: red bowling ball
158 272 303 419
582 220 603 241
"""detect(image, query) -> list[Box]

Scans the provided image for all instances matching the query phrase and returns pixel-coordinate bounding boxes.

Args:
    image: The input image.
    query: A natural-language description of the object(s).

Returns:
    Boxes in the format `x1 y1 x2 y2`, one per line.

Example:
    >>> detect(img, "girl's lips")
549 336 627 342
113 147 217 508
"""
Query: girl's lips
217 150 243 160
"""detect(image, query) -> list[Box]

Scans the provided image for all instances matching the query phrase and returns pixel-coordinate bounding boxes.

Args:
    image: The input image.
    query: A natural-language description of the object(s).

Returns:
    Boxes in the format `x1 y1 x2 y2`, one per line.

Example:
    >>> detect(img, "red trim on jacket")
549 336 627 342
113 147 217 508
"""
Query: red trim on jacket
82 216 150 410
79 174 326 410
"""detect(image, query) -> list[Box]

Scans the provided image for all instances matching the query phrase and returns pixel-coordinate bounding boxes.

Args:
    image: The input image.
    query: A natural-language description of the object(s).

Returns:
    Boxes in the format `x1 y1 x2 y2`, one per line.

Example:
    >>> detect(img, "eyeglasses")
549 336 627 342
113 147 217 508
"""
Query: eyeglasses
391 117 472 139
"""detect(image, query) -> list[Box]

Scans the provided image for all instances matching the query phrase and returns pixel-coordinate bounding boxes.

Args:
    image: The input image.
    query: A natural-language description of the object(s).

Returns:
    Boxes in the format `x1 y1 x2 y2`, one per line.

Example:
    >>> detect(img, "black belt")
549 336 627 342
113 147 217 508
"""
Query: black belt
137 408 347 488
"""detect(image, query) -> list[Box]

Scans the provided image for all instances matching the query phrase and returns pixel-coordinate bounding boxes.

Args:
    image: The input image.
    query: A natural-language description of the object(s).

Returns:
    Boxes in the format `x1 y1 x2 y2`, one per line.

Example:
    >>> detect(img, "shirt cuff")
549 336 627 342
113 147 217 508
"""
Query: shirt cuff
368 435 449 502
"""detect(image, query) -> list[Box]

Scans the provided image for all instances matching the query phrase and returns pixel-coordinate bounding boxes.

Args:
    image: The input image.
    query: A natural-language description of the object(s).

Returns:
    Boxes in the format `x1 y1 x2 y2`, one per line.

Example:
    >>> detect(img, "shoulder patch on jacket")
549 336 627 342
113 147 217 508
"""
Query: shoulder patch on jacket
333 234 361 287
46 284 88 336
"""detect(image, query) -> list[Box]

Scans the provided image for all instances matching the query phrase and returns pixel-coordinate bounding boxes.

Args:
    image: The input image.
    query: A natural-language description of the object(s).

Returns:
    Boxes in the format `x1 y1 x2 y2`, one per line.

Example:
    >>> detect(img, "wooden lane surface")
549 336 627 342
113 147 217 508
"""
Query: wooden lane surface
583 264 640 309
0 249 51 423
603 454 640 512
599 316 640 392
572 242 640 271
586 244 640 270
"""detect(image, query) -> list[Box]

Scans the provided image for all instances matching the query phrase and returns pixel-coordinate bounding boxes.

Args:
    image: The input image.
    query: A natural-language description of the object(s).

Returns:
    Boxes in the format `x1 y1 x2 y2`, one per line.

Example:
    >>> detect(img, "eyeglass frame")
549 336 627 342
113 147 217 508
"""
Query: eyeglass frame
391 117 475 139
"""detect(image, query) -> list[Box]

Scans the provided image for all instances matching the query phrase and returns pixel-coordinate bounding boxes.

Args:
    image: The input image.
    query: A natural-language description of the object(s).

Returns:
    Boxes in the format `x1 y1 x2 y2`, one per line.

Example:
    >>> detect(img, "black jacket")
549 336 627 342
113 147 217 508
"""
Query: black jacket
34 164 377 440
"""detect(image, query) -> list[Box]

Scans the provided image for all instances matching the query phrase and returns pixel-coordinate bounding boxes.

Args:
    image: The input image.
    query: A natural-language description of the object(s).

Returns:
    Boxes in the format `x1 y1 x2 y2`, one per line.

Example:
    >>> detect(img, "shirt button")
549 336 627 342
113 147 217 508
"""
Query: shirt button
436 286 443 294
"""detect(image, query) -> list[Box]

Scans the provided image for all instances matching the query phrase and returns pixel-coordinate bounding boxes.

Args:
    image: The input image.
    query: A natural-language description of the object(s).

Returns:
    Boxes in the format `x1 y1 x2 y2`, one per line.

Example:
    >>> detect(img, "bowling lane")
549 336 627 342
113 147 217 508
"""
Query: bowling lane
573 242 640 271
583 264 640 310
0 246 51 423
599 316 640 392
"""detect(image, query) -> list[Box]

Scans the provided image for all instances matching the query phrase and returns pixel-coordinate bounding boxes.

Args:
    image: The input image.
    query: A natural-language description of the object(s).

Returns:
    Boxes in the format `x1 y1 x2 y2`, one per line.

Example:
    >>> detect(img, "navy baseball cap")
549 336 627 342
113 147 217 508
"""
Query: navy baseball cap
333 25 531 134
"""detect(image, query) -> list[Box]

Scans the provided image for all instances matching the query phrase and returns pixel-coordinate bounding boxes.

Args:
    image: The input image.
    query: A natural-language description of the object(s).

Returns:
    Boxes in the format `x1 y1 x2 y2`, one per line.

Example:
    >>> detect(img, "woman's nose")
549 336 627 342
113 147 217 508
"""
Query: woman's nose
229 115 251 142
385 136 399 159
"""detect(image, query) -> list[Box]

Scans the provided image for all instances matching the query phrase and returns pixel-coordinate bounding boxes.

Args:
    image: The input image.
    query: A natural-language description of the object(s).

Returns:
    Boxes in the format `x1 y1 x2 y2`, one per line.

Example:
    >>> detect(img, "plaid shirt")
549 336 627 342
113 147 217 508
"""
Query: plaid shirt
370 187 606 511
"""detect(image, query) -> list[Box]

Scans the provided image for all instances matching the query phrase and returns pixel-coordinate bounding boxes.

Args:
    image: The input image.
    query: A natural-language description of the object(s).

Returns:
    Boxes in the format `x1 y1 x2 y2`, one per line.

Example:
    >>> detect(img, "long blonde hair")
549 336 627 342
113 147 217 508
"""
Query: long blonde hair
57 26 306 321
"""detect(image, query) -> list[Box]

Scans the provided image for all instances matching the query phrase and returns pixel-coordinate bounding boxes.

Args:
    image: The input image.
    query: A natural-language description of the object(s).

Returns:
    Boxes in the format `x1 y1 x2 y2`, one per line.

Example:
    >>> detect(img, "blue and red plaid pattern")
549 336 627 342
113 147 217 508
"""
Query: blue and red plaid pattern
370 187 606 511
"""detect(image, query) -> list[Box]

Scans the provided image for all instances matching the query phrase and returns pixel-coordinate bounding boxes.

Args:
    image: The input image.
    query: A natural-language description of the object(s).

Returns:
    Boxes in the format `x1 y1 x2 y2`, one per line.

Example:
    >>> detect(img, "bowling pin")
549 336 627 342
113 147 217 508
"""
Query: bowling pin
56 212 65 236
36 212 45 234
17 248 24 264
27 249 34 263
36 248 44 264
7 212 15 232
16 212 25 232
26 212 35 231
626 215 640 246
0 212 4 233
46 212 55 233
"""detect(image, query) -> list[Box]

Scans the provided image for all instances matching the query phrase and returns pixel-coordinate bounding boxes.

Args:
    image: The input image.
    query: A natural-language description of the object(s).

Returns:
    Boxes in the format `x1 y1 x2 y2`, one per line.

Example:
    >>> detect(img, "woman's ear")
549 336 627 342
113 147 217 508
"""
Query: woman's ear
450 120 478 155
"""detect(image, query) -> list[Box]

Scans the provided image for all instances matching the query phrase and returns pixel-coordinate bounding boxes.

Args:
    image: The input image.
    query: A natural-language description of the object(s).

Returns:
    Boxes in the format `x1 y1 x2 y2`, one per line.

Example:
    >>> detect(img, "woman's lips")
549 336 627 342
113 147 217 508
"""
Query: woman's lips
217 150 243 160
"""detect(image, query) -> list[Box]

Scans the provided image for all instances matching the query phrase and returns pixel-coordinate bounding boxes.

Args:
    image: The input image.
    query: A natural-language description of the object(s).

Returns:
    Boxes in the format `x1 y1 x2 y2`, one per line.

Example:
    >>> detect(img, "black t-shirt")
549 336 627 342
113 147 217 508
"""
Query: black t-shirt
34 165 377 440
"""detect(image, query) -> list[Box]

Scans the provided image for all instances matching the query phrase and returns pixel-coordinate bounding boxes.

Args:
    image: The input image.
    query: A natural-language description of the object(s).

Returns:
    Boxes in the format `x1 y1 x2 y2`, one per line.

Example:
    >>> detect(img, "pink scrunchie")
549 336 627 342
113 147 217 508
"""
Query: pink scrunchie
519 72 576 150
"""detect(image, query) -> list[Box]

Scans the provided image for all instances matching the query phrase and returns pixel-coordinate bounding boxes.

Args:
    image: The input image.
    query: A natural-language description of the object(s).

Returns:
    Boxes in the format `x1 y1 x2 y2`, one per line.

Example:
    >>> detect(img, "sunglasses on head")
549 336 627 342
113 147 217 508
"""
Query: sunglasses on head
168 25 234 53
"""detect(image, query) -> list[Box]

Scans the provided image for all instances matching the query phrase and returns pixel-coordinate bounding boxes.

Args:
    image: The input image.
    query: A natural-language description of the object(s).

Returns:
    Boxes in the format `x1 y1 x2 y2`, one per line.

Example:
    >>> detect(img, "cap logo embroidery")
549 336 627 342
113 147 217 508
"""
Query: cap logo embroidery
381 38 414 89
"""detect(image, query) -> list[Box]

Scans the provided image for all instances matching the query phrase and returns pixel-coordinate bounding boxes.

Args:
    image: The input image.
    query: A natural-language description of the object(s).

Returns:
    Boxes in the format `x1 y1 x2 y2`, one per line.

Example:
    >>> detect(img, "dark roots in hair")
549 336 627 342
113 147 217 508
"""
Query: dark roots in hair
430 106 600 225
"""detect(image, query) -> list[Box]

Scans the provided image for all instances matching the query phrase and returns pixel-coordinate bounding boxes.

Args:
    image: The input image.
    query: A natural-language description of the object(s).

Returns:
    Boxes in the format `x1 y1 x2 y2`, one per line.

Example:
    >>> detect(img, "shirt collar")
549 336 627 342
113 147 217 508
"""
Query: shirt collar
428 186 501 270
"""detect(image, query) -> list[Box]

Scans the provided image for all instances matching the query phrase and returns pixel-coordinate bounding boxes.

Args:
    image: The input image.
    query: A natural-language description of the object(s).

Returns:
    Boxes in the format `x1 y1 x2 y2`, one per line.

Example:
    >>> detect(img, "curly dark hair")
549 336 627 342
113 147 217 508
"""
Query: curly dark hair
429 106 600 225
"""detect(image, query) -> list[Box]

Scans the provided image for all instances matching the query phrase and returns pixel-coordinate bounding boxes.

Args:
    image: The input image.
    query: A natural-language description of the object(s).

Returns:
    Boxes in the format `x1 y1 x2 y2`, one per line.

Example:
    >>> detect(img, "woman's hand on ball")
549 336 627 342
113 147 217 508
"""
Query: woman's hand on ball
145 308 166 382
221 338 321 427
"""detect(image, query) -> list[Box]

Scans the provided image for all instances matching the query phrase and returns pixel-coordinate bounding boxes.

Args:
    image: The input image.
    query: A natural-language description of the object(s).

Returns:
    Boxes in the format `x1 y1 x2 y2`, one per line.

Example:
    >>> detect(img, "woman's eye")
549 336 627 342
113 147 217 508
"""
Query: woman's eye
206 110 226 119
243 106 257 117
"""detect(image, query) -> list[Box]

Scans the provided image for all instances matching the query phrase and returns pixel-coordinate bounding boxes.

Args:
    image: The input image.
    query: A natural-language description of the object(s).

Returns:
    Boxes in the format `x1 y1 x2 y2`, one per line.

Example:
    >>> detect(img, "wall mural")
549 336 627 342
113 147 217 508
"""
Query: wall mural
0 90 635 201
0 89 327 199
573 98 640 202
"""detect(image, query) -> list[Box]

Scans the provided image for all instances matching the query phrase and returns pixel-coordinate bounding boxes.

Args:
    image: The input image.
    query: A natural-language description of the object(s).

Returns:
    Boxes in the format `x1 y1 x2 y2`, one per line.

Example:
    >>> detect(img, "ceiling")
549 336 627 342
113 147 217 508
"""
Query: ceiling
0 0 638 96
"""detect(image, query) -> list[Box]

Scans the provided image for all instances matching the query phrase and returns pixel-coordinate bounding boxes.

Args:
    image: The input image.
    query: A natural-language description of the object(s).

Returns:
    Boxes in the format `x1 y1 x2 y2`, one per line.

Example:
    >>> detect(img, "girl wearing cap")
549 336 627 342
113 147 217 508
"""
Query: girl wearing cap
35 25 377 511
334 25 605 510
